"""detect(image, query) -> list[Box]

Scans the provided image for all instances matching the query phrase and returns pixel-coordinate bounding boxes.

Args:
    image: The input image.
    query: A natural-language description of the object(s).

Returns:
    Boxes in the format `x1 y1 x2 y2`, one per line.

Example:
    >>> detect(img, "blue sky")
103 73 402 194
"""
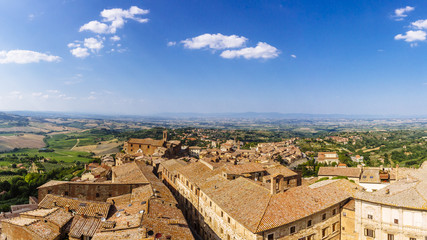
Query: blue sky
0 0 426 115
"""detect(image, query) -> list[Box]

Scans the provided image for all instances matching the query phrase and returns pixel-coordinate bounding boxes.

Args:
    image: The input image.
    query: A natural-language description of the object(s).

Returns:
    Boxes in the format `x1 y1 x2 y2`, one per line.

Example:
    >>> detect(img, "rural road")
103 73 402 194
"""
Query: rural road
71 139 80 150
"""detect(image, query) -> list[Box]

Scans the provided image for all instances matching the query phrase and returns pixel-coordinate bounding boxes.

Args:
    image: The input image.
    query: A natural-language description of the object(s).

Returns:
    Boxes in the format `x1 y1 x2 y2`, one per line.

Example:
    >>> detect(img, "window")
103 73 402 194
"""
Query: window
48 190 52 194
210 201 212 207
307 235 314 240
220 228 223 234
96 193 100 198
368 214 373 219
221 211 224 217
394 219 399 224
298 238 306 240
343 212 347 216
332 222 339 232
322 213 326 220
322 227 328 238
228 217 231 223
364 228 375 238
387 234 394 240
64 191 68 196
307 220 312 227
332 209 336 215
410 238 417 240
267 234 274 240
290 226 296 234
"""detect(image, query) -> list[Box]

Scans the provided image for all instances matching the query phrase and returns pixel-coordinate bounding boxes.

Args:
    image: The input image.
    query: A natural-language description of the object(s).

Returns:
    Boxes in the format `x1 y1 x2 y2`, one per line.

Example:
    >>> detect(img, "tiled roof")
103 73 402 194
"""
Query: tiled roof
356 174 427 210
223 162 266 175
318 167 362 178
112 162 150 184
38 194 111 218
264 165 298 178
127 138 164 147
256 179 359 232
360 169 381 183
69 215 102 238
203 177 272 232
37 180 68 189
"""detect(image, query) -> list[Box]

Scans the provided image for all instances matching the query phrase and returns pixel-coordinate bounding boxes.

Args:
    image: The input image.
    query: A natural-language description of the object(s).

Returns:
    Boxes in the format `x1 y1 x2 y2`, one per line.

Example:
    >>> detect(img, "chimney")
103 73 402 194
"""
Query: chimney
65 204 70 212
386 189 390 194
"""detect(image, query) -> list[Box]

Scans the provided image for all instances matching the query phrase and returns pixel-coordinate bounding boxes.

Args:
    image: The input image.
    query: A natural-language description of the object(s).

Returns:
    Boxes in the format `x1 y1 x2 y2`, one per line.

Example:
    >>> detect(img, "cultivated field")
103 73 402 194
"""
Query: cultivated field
72 139 123 156
0 134 45 152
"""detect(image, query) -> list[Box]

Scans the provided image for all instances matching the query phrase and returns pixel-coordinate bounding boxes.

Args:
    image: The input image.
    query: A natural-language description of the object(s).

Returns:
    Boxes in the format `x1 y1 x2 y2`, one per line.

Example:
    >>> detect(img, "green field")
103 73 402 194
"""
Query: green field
45 130 116 150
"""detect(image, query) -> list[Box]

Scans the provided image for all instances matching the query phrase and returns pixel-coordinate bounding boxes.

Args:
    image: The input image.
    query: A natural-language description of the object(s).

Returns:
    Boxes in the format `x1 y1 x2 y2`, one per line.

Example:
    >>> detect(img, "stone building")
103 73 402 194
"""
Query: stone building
349 164 427 240
37 181 148 203
159 159 359 240
316 152 339 165
2 162 194 240
123 130 181 158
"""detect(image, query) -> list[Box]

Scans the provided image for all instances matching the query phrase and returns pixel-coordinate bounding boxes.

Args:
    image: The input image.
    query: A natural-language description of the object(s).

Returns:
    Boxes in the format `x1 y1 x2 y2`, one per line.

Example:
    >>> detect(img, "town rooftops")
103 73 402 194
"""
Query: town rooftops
2 216 60 240
38 194 111 218
112 161 150 184
318 167 362 178
257 179 359 232
223 162 266 175
356 172 427 210
127 138 164 147
264 165 298 178
359 169 381 183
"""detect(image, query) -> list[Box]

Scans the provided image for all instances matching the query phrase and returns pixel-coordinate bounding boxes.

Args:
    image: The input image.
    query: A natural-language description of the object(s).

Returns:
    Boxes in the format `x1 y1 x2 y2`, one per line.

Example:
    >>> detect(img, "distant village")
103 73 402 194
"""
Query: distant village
0 130 426 240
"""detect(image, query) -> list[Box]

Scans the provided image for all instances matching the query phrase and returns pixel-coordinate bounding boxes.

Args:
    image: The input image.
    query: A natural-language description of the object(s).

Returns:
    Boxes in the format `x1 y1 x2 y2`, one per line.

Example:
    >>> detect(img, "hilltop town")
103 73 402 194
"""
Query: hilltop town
0 127 425 240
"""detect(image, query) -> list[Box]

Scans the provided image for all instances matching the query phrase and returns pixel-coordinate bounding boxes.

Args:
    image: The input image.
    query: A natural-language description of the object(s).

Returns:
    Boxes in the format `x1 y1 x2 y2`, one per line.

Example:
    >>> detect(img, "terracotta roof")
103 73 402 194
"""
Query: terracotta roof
223 162 265 175
318 167 362 178
360 169 381 183
112 162 150 184
202 177 271 233
127 138 164 147
38 194 111 218
37 180 68 188
257 179 359 232
264 165 298 178
69 215 102 238
356 172 427 210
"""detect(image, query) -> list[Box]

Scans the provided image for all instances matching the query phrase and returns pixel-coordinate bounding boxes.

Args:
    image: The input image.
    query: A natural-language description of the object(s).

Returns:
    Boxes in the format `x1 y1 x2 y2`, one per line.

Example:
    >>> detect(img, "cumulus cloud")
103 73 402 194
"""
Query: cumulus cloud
220 42 280 59
182 33 247 50
411 19 427 29
70 47 90 58
0 50 61 64
167 41 176 47
80 20 110 34
395 30 426 42
84 37 104 51
110 35 120 41
79 6 149 34
291 54 296 58
393 6 414 20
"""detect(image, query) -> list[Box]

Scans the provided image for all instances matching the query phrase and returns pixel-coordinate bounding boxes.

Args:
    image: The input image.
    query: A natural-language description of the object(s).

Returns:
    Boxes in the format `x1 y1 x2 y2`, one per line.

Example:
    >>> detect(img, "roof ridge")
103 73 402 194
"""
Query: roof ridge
255 194 272 233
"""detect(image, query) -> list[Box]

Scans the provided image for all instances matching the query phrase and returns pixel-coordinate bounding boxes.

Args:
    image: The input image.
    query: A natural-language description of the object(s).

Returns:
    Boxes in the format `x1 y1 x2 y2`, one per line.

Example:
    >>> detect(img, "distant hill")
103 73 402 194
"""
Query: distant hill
0 112 29 128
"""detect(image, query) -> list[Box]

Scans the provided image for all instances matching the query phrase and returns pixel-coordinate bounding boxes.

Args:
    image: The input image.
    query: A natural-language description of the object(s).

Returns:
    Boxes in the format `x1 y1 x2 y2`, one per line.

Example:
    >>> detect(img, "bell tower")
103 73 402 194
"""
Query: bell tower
163 130 168 142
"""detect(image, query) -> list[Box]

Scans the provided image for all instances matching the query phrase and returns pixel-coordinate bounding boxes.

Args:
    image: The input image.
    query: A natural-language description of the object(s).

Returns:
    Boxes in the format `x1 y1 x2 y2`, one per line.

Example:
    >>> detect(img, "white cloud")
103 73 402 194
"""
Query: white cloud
181 33 247 50
167 41 176 46
220 42 280 59
80 20 110 34
0 50 61 64
110 35 120 41
32 92 43 97
67 42 80 48
70 47 90 58
393 6 414 19
84 37 104 51
411 19 427 29
291 54 296 58
80 6 149 34
28 14 35 21
395 30 426 42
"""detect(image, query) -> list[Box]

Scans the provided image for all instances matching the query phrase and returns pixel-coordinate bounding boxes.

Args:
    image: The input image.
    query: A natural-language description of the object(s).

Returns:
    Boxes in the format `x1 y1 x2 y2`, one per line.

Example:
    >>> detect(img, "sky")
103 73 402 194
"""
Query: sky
0 0 427 116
